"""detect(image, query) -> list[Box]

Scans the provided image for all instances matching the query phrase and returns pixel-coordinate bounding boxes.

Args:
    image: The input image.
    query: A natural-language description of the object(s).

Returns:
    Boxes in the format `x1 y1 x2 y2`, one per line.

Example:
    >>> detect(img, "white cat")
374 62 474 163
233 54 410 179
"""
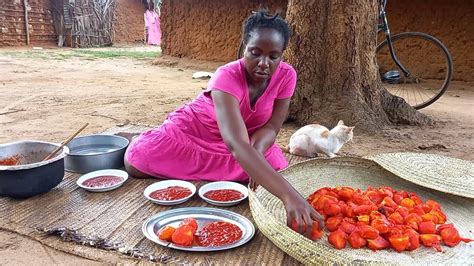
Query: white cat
287 120 354 158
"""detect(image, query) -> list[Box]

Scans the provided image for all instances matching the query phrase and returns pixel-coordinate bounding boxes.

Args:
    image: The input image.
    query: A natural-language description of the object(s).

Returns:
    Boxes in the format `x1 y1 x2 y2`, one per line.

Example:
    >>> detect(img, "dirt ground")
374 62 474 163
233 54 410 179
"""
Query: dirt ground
0 46 473 264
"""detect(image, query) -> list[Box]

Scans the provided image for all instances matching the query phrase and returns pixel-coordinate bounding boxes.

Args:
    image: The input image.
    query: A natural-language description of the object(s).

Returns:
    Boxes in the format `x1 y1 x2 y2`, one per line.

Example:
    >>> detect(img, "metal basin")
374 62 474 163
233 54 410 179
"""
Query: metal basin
65 134 129 173
0 141 69 199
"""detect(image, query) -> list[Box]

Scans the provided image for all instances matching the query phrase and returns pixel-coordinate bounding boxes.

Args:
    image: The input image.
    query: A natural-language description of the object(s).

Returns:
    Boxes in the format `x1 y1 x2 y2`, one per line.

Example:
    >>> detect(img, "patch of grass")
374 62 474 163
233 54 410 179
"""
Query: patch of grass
0 48 160 61
71 49 159 59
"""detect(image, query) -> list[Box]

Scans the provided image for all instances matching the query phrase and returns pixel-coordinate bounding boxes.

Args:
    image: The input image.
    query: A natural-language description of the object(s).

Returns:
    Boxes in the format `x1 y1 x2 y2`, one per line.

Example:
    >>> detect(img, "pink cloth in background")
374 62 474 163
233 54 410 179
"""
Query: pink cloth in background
126 59 297 182
144 10 161 45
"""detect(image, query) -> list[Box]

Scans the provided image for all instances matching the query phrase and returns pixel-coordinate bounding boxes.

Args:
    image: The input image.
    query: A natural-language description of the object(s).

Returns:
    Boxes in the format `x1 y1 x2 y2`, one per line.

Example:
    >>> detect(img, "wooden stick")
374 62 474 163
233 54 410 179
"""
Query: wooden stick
23 0 30 45
43 123 89 161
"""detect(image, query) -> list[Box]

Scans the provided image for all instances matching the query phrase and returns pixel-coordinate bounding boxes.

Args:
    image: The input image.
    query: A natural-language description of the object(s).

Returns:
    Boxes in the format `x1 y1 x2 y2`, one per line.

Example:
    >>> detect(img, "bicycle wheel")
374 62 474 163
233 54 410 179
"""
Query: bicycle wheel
237 41 244 59
376 32 453 109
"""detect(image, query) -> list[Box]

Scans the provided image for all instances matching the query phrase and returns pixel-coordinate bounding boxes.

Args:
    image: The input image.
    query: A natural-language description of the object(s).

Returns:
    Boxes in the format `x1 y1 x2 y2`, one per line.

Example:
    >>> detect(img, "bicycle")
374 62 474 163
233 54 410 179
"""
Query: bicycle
376 0 453 109
237 1 453 110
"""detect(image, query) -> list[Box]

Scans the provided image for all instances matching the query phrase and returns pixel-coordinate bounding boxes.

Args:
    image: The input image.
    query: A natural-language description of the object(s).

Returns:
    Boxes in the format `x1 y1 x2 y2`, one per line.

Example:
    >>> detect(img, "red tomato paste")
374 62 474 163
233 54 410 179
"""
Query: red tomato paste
82 175 124 188
197 221 243 247
0 155 21 166
149 186 192 201
203 189 244 202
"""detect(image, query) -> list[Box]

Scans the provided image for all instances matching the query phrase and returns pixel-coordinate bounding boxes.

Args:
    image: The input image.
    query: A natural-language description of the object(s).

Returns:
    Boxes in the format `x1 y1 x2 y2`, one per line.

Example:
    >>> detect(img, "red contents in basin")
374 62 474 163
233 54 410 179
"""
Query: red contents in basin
0 155 21 166
197 221 243 247
203 189 244 202
149 186 192 201
82 175 124 188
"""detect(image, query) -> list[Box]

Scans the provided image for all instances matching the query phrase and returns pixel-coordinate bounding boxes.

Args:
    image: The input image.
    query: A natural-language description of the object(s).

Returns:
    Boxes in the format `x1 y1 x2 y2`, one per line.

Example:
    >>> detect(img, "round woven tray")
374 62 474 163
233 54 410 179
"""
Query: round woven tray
367 152 474 199
249 157 474 265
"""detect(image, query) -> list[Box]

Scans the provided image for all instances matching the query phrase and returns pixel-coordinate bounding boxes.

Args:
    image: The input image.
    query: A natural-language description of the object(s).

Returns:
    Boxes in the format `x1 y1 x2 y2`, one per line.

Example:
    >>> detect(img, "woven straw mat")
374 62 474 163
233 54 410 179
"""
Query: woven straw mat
0 124 306 265
249 157 474 265
366 152 474 199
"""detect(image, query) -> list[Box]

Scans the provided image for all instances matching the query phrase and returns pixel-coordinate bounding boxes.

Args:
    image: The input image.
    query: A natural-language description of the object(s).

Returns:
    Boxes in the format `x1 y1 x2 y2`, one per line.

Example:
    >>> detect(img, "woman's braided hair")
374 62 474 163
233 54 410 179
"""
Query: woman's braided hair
242 9 291 49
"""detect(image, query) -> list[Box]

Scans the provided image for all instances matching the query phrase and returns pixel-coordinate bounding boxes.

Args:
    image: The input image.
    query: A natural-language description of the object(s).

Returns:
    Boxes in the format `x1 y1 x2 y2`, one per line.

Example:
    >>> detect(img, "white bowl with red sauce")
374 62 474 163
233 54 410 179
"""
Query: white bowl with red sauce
144 180 196 206
77 169 128 192
198 181 248 207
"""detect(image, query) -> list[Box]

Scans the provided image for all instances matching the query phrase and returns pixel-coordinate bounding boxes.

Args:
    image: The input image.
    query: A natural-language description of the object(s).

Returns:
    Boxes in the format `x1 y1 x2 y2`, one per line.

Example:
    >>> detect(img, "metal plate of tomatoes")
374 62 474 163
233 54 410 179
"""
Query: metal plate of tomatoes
142 207 255 251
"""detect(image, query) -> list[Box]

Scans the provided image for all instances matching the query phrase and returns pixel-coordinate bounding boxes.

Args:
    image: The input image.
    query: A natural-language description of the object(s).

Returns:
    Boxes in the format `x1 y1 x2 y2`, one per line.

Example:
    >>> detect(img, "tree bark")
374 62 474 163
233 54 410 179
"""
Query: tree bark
285 0 432 131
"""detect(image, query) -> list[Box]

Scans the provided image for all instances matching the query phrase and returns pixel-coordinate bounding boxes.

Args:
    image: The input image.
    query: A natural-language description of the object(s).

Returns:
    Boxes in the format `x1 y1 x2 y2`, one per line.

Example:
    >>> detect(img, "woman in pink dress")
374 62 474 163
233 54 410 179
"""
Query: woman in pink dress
144 2 161 46
125 10 322 237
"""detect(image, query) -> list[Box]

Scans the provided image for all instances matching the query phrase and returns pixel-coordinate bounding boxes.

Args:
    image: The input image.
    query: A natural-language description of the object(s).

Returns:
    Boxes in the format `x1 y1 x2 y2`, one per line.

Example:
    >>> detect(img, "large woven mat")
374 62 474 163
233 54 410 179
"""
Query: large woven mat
249 157 474 265
0 124 308 265
367 152 474 199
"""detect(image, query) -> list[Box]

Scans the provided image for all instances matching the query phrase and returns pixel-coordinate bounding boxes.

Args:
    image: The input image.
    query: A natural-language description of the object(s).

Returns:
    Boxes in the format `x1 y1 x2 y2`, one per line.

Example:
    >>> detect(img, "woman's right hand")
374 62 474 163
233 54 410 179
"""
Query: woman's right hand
282 191 323 238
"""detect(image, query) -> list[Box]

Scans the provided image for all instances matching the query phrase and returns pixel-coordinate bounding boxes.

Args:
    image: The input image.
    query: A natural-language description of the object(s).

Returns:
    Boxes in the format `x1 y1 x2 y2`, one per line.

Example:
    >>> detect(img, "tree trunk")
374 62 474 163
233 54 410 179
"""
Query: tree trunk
285 0 432 131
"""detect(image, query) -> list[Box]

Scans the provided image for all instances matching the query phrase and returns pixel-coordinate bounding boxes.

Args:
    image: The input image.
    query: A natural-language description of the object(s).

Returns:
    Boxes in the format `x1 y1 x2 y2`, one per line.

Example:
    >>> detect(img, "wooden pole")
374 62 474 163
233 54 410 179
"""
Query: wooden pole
22 0 30 45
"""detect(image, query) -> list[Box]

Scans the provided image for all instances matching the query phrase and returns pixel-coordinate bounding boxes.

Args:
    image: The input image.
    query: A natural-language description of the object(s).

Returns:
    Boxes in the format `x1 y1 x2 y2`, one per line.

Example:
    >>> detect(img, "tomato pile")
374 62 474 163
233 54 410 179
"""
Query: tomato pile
157 218 243 247
306 186 472 252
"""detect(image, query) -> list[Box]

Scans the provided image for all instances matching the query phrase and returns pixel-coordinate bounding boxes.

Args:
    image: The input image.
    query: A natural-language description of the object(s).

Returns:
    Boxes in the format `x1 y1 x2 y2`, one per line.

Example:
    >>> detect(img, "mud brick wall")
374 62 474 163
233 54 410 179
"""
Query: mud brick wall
161 0 473 81
0 0 56 46
114 0 146 43
160 0 287 62
385 0 474 81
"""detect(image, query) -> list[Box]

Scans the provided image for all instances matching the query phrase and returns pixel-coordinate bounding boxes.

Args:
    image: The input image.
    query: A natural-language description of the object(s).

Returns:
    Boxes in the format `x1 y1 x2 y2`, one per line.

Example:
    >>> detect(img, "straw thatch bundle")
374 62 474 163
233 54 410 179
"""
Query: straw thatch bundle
52 0 116 47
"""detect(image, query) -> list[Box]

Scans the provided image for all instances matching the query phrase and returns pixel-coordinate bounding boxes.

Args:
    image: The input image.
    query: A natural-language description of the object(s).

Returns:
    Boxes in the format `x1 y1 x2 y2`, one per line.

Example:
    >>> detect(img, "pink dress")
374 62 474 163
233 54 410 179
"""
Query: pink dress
144 10 161 45
126 59 297 182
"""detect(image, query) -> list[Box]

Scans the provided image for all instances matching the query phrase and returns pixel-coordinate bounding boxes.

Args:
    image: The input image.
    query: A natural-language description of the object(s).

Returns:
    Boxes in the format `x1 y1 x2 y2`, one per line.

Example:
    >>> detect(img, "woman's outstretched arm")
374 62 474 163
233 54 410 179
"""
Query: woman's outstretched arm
212 90 322 237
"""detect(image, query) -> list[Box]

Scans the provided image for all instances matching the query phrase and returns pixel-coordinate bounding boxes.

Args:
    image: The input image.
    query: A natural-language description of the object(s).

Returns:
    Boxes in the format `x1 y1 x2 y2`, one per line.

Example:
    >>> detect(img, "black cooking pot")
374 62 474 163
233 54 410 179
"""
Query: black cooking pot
0 141 69 199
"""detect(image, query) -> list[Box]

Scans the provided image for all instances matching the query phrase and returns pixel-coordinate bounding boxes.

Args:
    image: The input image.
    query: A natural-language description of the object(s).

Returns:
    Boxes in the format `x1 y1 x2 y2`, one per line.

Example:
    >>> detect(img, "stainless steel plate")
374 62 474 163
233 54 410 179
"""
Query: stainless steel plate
142 207 255 252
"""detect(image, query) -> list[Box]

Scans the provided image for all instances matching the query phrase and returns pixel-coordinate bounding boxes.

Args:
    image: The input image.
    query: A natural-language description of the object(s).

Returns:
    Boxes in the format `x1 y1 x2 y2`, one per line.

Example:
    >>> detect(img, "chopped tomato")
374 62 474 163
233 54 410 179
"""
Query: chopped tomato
389 234 410 252
310 220 324 241
325 216 343 232
328 229 347 249
392 193 404 205
429 209 447 224
420 234 442 252
381 196 397 208
353 204 376 215
367 236 390 251
425 199 441 211
157 225 176 241
438 224 462 247
404 213 422 231
179 218 198 232
409 205 426 216
370 219 391 234
324 202 342 216
357 215 370 225
388 211 404 225
405 228 420 251
348 231 367 249
356 225 379 240
400 198 415 209
340 220 357 234
421 213 439 223
337 187 355 201
419 221 437 234
171 225 195 246
366 190 384 205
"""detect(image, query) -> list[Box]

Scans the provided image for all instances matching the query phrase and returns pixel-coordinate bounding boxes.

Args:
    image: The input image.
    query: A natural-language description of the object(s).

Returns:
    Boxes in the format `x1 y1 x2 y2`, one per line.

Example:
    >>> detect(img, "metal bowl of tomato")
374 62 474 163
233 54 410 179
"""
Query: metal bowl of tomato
198 181 248 207
144 180 196 205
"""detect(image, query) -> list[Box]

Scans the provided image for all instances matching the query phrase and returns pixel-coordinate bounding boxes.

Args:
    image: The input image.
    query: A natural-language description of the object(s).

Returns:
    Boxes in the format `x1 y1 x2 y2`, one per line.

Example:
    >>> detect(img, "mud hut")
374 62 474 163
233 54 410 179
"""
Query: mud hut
0 0 146 47
0 0 56 46
160 0 474 81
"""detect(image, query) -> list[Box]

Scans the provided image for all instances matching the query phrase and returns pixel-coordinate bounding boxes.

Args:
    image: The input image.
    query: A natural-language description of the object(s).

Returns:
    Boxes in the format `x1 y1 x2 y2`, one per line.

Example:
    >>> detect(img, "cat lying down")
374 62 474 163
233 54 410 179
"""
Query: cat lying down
285 120 354 158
